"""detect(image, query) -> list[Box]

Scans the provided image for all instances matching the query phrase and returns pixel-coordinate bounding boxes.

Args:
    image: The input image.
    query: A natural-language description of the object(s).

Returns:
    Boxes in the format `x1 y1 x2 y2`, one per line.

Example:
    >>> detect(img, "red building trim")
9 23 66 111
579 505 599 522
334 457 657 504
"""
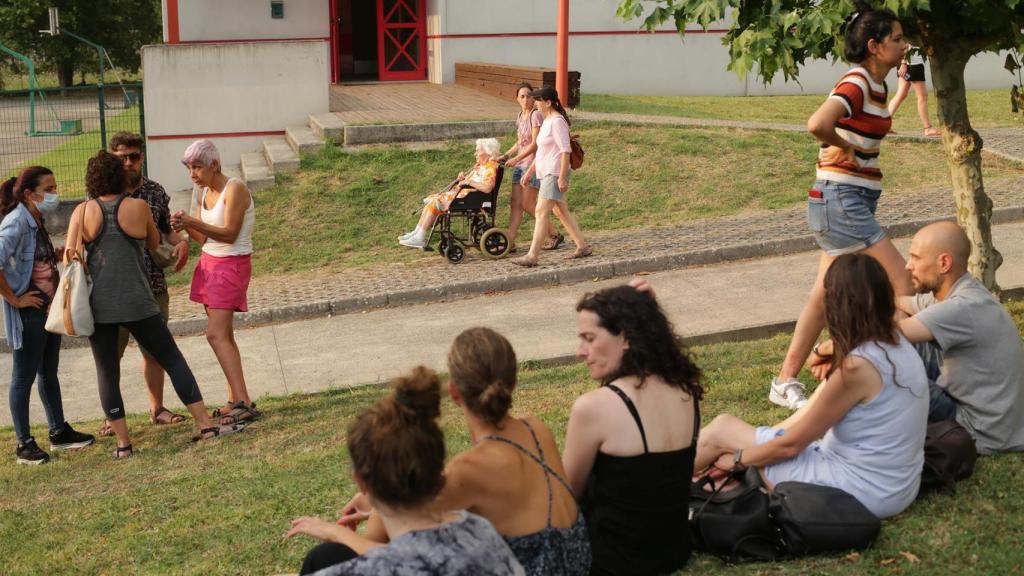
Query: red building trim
426 28 728 40
167 0 180 44
174 36 330 45
148 130 286 141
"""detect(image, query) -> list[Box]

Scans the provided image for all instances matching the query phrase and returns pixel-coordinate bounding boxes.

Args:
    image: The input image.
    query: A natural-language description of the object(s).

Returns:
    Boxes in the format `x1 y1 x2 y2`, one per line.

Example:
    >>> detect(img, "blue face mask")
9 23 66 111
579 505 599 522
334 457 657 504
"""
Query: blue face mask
35 193 60 215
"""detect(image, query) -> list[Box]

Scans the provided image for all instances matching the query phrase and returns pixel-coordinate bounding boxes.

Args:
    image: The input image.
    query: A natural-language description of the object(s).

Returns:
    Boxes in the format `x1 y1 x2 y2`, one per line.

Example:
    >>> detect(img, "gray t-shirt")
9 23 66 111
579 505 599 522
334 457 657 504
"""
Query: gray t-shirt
313 511 525 576
912 273 1024 454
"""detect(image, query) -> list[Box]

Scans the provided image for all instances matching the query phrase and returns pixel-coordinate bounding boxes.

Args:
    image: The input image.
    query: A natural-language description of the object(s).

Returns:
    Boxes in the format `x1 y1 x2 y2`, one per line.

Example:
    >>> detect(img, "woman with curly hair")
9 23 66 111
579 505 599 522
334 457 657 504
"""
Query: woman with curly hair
66 151 240 458
563 284 703 576
694 254 929 519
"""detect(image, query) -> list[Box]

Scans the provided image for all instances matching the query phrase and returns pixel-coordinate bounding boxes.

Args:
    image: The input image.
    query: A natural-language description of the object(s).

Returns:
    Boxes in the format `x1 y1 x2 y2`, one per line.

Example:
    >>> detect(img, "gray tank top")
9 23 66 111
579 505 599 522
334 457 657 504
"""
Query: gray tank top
86 197 160 324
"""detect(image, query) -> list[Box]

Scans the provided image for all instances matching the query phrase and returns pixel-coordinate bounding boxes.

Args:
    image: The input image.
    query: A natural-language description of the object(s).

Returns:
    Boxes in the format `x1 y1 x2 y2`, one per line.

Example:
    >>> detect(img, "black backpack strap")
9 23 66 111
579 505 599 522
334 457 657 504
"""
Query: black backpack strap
605 383 649 454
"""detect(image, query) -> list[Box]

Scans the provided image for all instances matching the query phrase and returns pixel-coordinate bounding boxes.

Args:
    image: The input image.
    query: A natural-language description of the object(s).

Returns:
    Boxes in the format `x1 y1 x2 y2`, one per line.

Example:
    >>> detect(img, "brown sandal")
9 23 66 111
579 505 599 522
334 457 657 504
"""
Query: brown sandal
150 407 187 425
566 245 593 259
510 256 539 268
98 420 115 438
218 401 262 426
542 233 565 251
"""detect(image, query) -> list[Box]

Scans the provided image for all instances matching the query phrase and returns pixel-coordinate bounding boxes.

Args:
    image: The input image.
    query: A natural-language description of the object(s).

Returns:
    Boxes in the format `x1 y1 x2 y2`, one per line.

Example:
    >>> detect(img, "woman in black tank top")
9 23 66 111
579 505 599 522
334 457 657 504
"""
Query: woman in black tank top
563 285 704 576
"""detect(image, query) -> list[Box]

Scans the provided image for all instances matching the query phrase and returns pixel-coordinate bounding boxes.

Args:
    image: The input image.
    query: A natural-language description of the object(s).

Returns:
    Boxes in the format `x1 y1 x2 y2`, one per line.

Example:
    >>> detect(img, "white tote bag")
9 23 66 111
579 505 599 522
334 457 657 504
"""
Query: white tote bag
45 202 94 337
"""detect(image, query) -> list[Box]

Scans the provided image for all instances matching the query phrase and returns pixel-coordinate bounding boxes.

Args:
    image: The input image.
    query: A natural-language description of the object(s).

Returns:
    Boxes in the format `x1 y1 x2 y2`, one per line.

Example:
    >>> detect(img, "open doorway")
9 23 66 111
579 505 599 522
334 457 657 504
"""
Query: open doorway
336 0 379 82
333 0 427 83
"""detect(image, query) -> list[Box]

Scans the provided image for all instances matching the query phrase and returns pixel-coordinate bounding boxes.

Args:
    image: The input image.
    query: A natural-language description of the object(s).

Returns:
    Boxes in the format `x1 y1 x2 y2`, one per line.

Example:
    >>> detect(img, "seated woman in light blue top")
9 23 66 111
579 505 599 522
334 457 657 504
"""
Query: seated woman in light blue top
695 253 929 518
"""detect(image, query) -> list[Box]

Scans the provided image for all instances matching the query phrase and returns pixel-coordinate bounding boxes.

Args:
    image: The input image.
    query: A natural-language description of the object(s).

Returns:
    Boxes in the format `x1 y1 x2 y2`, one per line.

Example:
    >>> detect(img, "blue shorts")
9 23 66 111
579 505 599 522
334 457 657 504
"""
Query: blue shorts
539 173 569 202
510 166 540 190
807 180 887 256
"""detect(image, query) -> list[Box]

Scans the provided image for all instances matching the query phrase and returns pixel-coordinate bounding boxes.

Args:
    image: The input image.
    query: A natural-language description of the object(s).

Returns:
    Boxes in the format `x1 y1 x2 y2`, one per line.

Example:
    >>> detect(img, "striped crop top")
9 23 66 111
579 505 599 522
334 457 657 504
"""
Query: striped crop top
815 67 892 191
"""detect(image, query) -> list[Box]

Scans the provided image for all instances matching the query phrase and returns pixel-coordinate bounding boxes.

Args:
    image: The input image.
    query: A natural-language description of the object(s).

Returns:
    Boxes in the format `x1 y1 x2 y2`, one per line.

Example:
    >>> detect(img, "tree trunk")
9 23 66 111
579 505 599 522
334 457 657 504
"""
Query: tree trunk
58 60 75 89
929 50 1002 291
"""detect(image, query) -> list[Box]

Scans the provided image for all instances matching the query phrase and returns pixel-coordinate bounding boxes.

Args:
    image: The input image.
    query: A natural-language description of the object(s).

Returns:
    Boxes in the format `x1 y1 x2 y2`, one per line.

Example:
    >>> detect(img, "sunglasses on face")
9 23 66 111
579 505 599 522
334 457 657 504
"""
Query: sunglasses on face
116 152 142 162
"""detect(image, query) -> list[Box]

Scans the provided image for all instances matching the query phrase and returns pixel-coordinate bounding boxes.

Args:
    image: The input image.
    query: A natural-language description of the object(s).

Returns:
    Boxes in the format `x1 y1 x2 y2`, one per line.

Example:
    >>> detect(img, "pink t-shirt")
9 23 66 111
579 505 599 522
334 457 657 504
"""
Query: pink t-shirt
515 109 544 168
534 114 571 178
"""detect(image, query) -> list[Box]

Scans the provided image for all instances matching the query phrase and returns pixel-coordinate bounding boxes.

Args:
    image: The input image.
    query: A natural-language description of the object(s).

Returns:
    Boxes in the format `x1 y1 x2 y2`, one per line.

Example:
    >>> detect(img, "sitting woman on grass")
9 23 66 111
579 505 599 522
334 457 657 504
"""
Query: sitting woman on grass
562 284 702 576
398 138 500 249
287 366 525 575
295 328 589 576
694 253 929 519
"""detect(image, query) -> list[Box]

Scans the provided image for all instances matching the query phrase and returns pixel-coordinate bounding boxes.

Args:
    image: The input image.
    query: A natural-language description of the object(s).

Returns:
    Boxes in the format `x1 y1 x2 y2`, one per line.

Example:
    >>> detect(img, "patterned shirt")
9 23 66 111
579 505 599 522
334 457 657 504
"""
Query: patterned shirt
313 512 525 576
129 178 171 295
816 67 892 191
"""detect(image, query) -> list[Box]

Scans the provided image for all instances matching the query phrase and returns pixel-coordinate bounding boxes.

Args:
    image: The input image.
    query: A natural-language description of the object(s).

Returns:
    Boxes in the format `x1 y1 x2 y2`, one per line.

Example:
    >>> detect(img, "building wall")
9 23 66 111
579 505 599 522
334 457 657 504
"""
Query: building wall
163 0 329 43
142 41 330 191
428 0 1016 96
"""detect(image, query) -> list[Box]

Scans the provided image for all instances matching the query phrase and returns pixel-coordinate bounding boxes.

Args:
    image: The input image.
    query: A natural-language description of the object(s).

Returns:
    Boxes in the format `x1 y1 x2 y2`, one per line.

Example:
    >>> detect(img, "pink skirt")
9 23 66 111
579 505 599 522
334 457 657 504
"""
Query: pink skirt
190 252 252 312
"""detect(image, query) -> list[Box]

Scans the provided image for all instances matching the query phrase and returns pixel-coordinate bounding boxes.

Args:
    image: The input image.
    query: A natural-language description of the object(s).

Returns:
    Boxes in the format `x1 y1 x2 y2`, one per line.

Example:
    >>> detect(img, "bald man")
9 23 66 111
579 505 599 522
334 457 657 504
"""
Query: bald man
896 221 1024 454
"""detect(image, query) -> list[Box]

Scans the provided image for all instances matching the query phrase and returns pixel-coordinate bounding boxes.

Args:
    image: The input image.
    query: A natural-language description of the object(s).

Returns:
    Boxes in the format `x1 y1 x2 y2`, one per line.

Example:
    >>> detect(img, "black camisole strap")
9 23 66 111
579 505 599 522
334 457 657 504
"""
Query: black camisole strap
605 383 649 454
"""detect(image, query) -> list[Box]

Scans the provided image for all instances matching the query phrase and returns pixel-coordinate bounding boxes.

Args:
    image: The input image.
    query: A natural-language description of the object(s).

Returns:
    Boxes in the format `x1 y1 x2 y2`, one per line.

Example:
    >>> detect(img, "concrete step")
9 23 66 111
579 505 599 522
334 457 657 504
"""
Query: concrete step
240 152 275 191
222 163 243 181
262 137 300 173
309 112 345 142
286 124 324 155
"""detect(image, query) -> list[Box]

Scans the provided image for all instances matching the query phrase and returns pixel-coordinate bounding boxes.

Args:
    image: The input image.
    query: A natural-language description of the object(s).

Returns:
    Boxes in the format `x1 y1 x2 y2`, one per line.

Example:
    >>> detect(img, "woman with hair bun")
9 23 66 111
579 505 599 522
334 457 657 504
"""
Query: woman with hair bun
563 284 702 576
295 328 588 576
288 365 526 576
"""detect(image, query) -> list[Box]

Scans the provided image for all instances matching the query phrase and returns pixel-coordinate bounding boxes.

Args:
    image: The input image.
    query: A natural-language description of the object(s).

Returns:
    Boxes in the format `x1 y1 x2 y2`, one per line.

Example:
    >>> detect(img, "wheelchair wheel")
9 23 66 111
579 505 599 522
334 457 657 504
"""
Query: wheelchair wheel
479 228 511 259
472 220 491 245
445 243 465 264
438 235 449 254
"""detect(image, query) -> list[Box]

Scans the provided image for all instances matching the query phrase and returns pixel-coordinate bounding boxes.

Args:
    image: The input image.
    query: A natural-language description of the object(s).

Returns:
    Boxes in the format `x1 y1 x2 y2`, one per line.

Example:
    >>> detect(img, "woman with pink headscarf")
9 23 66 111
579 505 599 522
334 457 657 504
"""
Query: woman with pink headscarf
171 139 260 426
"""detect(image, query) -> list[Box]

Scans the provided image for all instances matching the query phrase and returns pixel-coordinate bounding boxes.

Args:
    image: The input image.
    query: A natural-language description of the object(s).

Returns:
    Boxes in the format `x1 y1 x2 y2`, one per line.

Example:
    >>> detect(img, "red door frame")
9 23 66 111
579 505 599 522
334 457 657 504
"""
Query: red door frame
329 0 340 82
376 0 427 81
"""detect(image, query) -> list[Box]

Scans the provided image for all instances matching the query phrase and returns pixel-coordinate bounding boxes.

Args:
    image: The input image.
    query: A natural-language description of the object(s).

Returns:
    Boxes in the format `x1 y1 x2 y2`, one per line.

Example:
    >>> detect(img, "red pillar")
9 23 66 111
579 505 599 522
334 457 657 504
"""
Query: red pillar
556 0 569 108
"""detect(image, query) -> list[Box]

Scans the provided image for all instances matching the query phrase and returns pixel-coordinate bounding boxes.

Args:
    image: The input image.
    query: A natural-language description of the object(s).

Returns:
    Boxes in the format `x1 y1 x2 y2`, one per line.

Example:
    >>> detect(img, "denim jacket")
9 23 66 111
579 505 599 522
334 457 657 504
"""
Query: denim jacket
0 203 41 350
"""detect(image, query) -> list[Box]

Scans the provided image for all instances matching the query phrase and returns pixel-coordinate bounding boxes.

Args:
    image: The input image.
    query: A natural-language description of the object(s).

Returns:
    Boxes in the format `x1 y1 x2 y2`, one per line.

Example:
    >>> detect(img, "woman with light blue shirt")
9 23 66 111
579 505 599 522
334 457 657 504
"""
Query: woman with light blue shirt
0 167 95 465
694 253 929 518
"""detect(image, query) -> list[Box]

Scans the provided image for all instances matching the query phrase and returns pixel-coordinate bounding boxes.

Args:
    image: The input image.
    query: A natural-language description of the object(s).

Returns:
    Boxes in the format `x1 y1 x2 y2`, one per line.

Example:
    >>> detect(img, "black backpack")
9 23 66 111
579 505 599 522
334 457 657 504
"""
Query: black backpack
770 482 881 555
919 420 978 493
689 467 782 562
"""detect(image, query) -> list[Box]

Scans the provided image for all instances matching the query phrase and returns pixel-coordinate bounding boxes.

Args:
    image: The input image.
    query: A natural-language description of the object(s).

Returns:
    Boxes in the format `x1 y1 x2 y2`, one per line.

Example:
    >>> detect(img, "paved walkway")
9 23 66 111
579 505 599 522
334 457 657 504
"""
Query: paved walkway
152 176 1024 326
5 220 1024 427
330 83 518 125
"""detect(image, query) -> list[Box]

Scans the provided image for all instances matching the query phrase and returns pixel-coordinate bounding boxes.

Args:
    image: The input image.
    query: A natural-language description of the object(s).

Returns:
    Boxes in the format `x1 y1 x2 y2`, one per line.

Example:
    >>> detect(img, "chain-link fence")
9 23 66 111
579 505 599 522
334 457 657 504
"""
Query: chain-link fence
1 83 145 199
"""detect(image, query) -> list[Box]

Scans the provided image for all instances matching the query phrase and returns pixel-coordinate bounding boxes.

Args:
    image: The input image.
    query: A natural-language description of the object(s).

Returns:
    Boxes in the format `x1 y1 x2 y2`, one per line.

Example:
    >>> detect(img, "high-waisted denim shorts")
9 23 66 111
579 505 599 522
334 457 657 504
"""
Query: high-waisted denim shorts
510 165 540 190
807 180 887 256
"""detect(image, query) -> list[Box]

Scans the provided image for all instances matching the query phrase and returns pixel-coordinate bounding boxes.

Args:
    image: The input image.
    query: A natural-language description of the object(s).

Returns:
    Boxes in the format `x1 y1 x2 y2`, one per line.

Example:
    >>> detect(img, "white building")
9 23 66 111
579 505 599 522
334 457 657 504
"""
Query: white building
146 0 1013 189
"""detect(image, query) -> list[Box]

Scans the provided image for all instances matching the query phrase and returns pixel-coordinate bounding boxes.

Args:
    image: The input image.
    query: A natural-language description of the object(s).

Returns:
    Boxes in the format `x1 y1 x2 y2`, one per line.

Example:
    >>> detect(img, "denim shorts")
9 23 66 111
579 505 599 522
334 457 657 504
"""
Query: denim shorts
538 174 569 202
510 166 540 190
807 180 887 256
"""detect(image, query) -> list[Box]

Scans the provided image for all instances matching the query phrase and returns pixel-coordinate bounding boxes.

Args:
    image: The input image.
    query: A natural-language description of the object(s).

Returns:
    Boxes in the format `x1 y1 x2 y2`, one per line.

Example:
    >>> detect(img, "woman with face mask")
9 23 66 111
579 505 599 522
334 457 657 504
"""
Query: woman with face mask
0 167 95 465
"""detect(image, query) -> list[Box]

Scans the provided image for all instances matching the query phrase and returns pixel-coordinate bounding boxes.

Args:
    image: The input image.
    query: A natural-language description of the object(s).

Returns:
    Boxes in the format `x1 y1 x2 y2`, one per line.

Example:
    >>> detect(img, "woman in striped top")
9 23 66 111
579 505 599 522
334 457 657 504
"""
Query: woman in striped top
768 6 915 411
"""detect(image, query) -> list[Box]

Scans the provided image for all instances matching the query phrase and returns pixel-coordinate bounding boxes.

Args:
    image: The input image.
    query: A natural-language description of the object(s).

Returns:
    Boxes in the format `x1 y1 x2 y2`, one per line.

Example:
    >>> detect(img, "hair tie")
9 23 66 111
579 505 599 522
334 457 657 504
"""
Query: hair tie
394 390 415 410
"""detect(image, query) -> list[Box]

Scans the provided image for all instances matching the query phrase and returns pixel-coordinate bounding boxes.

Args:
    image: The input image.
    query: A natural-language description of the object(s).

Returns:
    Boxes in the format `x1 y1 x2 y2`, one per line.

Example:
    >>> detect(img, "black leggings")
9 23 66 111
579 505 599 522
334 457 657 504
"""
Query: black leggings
300 542 358 574
89 315 203 421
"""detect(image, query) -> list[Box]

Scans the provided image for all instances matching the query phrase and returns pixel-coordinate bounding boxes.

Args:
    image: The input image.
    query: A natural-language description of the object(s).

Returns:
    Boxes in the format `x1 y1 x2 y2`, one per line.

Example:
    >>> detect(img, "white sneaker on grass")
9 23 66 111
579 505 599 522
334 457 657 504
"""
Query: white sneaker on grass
769 377 809 410
399 235 427 249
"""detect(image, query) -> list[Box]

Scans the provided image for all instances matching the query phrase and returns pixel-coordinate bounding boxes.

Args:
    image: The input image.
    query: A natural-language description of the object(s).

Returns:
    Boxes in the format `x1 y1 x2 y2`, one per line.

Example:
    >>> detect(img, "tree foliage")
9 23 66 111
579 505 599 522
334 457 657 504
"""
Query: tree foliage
616 0 1024 85
0 0 161 86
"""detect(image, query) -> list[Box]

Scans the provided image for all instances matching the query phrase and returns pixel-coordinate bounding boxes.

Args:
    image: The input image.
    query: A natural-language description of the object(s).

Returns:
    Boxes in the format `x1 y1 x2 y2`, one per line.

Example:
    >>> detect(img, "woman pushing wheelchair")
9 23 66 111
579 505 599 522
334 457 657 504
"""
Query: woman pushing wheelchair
399 138 500 249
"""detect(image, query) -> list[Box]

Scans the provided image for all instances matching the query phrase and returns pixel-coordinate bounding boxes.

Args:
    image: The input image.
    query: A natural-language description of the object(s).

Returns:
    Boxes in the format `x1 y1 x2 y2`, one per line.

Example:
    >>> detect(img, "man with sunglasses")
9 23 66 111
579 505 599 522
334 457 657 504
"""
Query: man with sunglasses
97 132 192 436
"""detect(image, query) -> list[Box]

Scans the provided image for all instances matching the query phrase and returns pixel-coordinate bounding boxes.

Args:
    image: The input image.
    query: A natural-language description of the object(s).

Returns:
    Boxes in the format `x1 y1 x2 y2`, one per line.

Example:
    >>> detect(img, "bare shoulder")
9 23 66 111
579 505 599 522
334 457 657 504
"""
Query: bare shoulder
447 443 510 486
570 386 620 422
224 178 251 198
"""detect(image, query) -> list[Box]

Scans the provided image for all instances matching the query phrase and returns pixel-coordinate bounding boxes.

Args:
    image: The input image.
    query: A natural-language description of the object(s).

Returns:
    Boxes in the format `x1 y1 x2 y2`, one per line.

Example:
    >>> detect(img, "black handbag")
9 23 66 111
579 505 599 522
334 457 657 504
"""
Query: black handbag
769 482 881 555
689 467 782 562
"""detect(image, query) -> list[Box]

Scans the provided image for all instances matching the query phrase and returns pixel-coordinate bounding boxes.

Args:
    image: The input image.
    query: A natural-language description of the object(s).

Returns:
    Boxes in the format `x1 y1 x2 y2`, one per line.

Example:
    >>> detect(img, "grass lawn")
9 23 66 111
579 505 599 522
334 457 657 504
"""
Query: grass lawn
9 105 142 199
231 123 1024 279
2 302 1023 575
579 89 1024 132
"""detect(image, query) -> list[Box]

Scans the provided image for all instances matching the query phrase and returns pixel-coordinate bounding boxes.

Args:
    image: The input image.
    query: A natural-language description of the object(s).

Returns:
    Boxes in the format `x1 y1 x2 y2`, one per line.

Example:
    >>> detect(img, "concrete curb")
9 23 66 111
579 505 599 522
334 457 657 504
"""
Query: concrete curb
343 120 515 146
8 207 1024 354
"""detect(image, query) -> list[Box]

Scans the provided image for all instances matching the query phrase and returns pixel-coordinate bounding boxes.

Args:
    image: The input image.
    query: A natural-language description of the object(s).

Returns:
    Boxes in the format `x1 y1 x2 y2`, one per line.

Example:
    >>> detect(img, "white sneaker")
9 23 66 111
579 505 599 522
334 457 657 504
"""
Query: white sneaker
399 235 427 249
769 377 809 410
398 231 414 241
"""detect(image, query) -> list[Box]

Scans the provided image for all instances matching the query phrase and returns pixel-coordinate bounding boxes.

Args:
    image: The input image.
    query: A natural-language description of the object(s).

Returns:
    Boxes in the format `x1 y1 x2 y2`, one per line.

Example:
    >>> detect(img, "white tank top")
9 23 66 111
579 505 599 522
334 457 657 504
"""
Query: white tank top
200 178 254 257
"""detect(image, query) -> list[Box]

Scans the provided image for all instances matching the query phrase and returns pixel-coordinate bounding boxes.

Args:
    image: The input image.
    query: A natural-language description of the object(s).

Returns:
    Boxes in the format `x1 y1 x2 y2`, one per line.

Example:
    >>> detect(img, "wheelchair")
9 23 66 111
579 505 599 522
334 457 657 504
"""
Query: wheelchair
425 166 512 264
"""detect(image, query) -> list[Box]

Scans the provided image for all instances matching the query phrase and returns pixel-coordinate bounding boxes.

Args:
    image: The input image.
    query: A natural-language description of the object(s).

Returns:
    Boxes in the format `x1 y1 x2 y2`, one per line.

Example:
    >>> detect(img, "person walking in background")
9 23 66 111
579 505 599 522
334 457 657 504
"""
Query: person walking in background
511 85 590 267
887 46 940 137
767 7 913 410
0 168 95 464
67 151 240 458
171 139 259 425
95 132 192 438
498 83 560 252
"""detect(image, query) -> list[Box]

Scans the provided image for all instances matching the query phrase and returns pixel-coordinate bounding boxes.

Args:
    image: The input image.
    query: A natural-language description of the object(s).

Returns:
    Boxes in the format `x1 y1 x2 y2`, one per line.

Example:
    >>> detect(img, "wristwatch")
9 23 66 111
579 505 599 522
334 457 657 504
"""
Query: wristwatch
733 449 746 471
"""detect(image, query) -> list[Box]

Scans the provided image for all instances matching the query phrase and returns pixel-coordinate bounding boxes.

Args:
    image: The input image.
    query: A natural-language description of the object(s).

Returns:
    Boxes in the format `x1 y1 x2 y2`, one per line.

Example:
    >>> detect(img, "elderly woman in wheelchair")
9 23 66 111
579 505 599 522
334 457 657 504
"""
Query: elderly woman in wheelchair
399 138 501 251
